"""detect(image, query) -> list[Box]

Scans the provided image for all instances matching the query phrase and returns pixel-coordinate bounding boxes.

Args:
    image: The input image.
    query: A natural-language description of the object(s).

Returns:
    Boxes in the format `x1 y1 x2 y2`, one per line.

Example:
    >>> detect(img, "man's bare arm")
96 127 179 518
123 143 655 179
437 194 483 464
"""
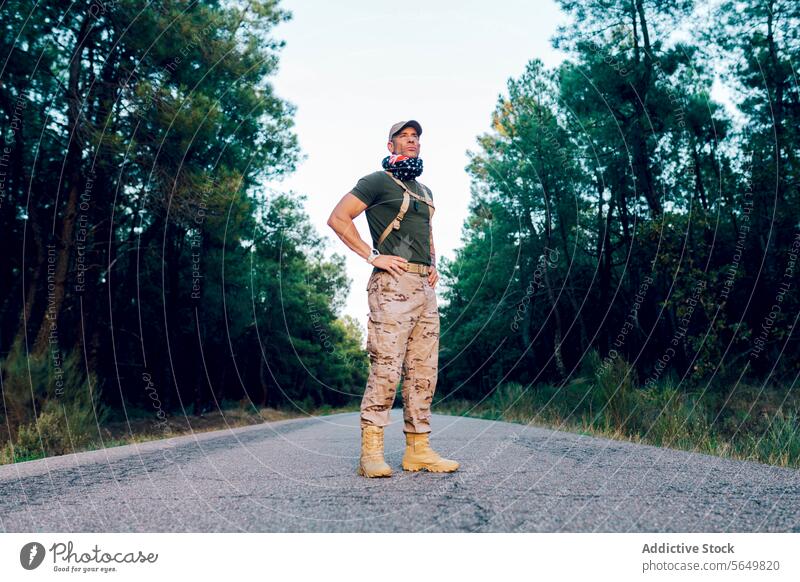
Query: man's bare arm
326 193 372 260
326 192 409 277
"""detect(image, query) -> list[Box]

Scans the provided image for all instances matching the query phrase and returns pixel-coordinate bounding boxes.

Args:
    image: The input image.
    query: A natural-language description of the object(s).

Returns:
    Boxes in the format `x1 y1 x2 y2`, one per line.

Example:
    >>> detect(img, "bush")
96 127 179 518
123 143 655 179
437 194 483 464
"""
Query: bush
485 382 537 421
0 341 51 432
0 344 108 464
638 380 709 448
12 410 65 461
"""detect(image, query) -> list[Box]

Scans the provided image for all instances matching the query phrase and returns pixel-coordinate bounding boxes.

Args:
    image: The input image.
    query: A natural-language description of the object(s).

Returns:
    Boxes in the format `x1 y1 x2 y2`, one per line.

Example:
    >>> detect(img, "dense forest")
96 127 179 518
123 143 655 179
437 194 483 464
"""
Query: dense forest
440 0 799 401
0 0 366 457
1 0 797 464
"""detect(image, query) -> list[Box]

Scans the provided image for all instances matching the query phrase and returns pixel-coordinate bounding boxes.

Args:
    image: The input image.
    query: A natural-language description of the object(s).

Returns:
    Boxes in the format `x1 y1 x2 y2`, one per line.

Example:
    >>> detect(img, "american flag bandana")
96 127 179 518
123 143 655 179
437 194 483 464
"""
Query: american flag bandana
382 153 424 181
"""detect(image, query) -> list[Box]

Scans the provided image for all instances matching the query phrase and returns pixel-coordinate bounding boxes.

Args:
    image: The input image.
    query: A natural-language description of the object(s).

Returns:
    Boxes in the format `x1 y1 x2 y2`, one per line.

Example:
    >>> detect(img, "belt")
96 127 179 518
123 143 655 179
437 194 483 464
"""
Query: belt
404 262 429 275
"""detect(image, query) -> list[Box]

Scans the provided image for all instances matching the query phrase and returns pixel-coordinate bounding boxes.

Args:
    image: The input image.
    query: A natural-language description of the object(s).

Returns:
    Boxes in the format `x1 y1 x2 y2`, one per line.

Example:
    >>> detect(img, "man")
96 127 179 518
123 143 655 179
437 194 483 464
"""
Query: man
327 120 460 478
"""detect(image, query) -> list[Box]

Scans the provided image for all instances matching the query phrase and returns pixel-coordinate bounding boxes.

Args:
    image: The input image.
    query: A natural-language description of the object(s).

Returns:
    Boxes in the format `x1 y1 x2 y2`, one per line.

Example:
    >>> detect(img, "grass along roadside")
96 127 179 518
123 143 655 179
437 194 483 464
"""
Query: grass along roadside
435 378 800 470
1 401 361 466
3 349 796 470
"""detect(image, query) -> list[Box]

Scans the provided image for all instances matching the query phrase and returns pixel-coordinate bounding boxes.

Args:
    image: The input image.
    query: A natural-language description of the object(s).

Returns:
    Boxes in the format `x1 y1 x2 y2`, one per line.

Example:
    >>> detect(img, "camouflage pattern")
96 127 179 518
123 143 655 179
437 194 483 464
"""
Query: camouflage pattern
361 267 439 433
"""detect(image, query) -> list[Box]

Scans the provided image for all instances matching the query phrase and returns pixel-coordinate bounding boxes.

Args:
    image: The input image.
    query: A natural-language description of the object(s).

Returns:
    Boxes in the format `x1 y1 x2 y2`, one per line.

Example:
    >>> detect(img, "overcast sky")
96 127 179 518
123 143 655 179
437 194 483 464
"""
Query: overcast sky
265 0 570 331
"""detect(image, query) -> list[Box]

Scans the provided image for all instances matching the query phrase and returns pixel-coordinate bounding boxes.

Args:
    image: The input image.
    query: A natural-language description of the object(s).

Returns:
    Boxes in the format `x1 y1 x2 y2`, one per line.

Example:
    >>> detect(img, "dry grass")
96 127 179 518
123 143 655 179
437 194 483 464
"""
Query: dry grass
1 403 360 465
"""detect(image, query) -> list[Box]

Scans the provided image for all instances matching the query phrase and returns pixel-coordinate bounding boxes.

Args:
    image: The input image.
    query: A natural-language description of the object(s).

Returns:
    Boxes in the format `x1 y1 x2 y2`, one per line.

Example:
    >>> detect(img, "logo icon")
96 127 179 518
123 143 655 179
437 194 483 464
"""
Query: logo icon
20 542 46 570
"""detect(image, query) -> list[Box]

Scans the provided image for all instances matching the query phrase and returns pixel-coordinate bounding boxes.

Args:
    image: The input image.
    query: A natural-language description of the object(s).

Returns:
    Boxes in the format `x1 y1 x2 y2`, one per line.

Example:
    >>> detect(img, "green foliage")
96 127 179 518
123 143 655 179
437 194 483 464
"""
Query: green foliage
755 410 800 467
440 0 800 469
0 345 107 463
483 382 535 421
1 0 798 473
442 0 800 406
0 1 365 461
588 349 639 431
638 381 710 449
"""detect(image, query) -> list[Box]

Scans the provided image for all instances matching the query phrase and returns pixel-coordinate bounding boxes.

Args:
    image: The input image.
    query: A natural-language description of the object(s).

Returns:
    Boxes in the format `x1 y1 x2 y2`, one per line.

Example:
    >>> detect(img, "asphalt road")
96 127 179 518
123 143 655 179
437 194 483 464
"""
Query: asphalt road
1 411 798 532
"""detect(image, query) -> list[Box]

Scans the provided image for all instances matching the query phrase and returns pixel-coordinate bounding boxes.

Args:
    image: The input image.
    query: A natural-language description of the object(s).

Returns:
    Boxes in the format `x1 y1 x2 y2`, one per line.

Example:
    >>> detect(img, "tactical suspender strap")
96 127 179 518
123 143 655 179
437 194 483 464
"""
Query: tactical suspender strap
377 186 410 248
376 172 435 249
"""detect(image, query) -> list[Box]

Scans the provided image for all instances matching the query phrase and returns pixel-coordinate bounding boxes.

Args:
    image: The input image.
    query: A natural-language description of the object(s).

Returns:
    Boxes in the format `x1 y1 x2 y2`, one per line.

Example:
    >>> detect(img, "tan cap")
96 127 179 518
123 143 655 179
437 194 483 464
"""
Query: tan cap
388 120 422 141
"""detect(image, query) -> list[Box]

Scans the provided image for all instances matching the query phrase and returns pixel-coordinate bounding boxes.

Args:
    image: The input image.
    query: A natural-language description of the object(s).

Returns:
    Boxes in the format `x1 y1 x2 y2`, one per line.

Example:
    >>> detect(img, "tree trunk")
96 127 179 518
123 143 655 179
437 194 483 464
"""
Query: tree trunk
32 16 94 356
10 195 47 353
631 0 662 217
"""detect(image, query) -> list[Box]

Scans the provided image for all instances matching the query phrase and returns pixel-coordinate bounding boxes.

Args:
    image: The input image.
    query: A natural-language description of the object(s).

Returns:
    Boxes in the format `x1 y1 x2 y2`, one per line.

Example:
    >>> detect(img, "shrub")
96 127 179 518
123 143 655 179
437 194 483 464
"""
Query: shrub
486 382 537 421
639 380 709 448
0 344 107 464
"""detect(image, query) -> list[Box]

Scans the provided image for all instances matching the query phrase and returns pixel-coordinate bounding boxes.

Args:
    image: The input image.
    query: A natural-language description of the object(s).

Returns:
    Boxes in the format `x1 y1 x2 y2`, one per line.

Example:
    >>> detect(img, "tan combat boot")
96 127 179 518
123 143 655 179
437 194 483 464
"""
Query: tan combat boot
357 425 392 478
401 431 460 473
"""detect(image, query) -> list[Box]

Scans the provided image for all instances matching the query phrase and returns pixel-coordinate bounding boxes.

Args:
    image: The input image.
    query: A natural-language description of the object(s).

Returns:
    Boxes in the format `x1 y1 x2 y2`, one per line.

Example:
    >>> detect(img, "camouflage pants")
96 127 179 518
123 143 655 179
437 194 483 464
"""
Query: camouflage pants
361 267 440 433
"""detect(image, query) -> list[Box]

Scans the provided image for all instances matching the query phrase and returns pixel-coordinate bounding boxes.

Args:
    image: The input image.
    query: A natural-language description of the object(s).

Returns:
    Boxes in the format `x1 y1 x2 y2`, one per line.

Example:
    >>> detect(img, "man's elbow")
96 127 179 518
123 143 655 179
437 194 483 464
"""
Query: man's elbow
327 212 343 233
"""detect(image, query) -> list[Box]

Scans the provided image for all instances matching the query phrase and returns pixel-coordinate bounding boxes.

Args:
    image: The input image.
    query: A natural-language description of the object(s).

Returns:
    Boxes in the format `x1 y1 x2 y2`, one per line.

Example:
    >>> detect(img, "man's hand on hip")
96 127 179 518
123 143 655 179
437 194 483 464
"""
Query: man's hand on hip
427 265 439 288
373 254 409 278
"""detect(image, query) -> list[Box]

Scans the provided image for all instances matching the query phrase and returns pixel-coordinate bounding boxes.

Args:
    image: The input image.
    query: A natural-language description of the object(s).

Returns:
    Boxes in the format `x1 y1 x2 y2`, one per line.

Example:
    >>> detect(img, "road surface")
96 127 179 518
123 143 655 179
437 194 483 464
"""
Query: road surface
1 411 798 532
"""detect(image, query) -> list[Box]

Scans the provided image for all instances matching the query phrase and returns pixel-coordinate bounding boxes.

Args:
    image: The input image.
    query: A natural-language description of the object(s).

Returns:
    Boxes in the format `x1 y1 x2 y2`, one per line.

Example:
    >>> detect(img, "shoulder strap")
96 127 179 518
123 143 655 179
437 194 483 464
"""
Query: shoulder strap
386 172 435 209
377 172 435 249
377 174 410 248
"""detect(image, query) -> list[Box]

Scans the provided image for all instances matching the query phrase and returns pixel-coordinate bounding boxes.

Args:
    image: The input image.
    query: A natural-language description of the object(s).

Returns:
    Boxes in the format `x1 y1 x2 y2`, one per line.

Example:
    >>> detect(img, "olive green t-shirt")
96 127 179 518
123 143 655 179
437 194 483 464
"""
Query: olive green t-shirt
351 171 434 270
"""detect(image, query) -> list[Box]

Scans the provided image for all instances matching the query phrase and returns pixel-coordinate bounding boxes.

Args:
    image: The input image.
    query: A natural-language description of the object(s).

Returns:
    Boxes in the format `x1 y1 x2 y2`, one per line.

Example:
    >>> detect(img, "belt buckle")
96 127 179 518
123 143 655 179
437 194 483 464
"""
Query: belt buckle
408 263 426 276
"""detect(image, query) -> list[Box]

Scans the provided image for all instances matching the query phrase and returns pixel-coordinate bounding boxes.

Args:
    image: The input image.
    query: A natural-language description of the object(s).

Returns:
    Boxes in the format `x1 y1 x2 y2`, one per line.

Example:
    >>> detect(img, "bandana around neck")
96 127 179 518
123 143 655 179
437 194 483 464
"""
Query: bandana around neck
382 153 423 181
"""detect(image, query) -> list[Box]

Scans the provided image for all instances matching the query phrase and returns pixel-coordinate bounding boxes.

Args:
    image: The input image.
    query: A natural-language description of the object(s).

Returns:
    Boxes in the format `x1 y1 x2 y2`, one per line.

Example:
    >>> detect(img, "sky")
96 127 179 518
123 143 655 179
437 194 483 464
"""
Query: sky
266 0 571 330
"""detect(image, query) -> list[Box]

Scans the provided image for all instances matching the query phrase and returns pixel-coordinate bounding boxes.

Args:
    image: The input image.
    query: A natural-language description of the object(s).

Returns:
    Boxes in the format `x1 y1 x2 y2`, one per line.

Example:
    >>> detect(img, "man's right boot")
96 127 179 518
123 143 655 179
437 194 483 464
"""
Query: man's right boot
357 425 393 478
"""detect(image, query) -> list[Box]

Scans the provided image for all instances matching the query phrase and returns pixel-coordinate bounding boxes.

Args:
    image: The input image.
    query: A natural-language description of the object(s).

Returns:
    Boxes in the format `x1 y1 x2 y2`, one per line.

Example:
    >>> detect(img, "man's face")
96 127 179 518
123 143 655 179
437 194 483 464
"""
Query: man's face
388 126 420 158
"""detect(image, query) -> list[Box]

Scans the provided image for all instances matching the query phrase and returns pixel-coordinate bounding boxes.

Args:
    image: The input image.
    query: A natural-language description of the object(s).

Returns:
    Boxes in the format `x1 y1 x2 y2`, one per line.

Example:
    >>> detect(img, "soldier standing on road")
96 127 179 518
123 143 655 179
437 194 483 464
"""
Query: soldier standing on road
327 120 460 478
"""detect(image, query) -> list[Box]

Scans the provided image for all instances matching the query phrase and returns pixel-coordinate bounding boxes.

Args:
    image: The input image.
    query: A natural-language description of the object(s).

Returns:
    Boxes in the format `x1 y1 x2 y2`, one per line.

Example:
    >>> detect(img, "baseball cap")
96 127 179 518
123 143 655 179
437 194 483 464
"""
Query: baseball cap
388 120 422 141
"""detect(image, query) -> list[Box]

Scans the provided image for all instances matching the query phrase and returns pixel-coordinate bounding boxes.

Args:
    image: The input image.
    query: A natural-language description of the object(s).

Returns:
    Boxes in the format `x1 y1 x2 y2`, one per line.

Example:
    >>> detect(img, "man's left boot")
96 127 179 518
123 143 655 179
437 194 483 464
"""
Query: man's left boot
401 431 460 473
